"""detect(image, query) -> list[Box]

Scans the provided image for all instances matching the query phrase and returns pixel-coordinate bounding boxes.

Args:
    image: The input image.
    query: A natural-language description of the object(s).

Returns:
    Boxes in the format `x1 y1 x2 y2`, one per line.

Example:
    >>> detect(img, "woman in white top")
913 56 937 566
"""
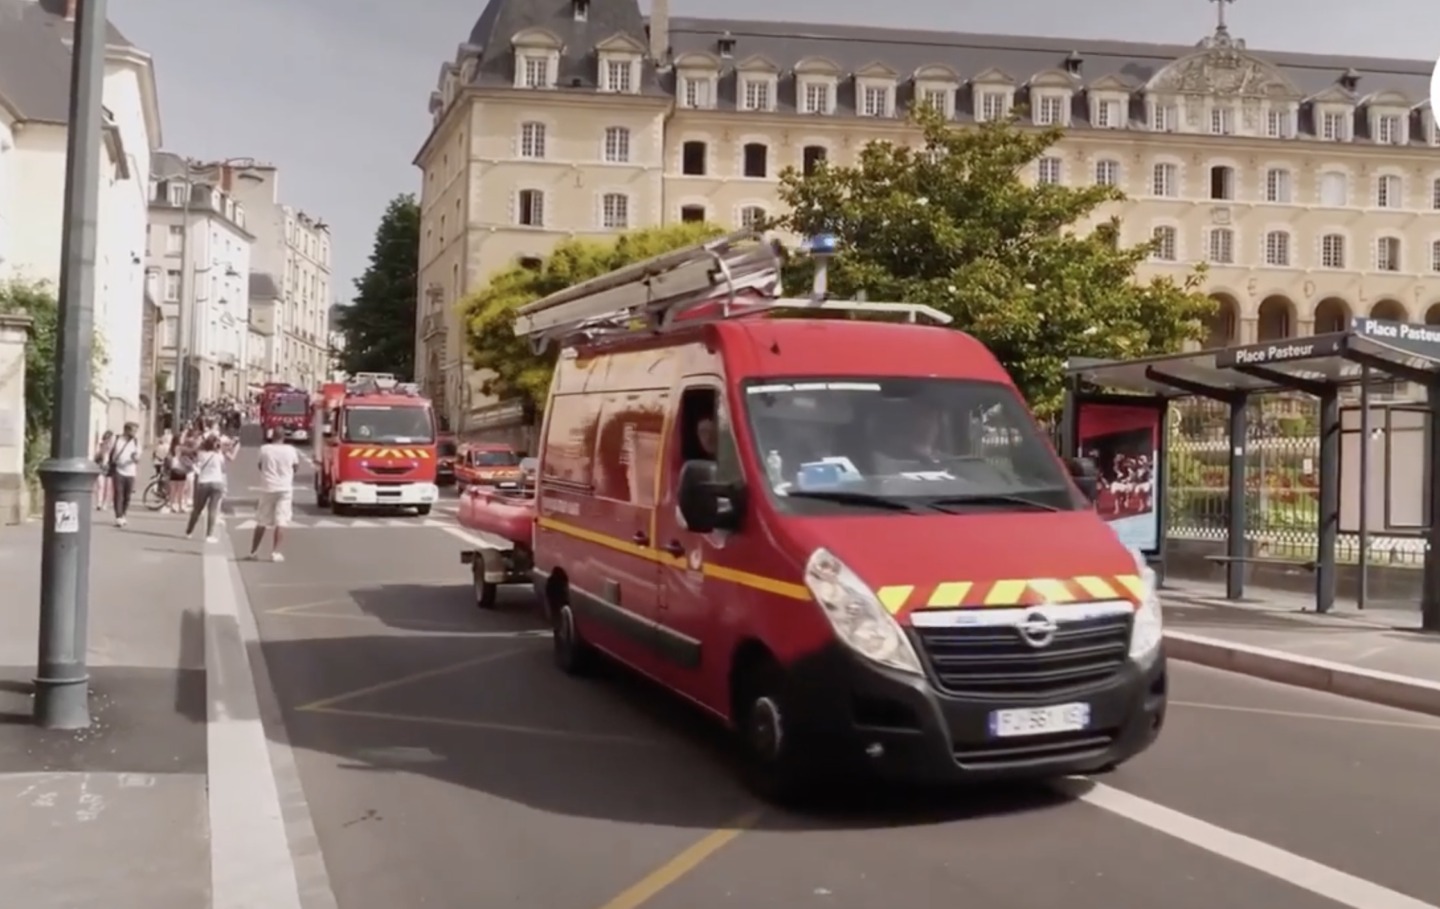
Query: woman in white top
185 434 239 542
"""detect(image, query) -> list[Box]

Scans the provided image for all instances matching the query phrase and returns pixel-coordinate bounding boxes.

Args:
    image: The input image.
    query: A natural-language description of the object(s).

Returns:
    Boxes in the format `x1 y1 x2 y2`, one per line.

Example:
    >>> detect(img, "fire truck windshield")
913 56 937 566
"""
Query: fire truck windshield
268 395 308 416
343 405 434 444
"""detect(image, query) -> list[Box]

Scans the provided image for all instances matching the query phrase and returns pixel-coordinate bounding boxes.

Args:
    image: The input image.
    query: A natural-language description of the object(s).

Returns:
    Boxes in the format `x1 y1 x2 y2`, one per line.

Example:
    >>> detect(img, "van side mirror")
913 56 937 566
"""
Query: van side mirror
677 459 744 533
1066 456 1099 502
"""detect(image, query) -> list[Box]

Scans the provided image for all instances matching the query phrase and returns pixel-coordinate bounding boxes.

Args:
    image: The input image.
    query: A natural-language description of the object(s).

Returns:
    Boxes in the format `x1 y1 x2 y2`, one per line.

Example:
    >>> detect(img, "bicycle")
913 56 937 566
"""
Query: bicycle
142 465 172 511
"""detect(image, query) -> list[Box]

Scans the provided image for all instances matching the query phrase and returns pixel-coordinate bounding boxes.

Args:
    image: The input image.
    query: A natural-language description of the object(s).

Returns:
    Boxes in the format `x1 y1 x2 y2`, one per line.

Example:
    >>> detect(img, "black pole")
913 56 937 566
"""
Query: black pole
1225 396 1247 599
1357 367 1370 610
33 0 108 729
1315 390 1340 614
1422 382 1440 631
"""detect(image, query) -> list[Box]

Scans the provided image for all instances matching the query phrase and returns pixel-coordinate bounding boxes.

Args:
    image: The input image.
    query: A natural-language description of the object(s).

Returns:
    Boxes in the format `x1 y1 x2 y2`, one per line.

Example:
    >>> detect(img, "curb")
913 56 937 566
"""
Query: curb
1164 630 1440 718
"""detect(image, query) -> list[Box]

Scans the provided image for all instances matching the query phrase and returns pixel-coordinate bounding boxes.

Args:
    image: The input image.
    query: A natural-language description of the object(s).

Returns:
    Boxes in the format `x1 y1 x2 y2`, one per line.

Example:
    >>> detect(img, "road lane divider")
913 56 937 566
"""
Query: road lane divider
1165 630 1440 718
595 809 764 909
294 648 534 712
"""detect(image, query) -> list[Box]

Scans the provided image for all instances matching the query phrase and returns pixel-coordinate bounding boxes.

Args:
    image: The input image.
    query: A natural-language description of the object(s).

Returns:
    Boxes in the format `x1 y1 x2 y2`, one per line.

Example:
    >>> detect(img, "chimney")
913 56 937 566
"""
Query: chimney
64 0 76 21
648 0 668 65
220 164 234 193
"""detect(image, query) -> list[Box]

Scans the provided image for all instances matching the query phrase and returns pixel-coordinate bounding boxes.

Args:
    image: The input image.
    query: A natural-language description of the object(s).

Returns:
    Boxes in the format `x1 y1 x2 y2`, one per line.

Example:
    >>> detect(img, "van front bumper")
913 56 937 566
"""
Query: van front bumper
783 646 1166 785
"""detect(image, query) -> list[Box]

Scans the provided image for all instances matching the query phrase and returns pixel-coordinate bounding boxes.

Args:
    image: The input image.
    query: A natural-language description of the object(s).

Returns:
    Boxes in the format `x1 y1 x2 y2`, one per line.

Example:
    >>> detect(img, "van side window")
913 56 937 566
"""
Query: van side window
541 394 595 488
677 386 740 483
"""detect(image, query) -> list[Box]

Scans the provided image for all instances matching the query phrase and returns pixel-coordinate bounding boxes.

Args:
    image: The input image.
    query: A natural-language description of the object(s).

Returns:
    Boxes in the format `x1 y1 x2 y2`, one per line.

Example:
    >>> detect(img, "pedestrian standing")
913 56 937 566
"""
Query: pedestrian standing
108 422 141 527
249 427 299 561
185 434 238 542
92 430 114 511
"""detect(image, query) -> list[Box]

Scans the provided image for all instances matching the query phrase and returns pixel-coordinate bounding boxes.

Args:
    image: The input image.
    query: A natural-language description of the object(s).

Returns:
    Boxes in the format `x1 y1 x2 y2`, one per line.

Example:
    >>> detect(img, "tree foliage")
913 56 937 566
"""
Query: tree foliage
339 193 419 378
461 223 723 406
0 280 58 472
771 108 1214 414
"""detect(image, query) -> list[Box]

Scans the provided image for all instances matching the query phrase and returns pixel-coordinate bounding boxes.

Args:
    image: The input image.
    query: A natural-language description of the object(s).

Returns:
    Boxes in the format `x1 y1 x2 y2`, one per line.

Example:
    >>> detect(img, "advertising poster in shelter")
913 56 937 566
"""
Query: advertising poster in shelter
1077 402 1161 553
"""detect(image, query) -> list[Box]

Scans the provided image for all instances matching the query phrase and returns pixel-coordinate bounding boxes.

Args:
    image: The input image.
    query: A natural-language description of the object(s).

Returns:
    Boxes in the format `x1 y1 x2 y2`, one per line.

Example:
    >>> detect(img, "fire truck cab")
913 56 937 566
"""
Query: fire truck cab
261 383 311 442
312 374 440 515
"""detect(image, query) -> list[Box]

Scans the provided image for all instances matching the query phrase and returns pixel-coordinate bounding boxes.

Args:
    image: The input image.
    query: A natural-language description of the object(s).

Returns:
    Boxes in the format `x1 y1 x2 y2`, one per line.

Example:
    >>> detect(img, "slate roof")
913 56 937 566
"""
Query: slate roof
0 0 133 124
466 0 665 95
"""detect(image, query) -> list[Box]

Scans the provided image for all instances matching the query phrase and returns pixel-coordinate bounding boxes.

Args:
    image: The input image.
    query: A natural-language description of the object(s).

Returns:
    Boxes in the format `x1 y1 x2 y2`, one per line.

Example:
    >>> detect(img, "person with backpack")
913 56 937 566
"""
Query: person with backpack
108 422 141 527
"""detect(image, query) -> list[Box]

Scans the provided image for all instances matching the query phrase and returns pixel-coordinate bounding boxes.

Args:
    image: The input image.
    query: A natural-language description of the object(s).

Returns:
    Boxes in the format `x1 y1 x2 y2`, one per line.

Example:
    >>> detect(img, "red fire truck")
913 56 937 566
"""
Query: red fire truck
311 374 440 515
260 383 311 442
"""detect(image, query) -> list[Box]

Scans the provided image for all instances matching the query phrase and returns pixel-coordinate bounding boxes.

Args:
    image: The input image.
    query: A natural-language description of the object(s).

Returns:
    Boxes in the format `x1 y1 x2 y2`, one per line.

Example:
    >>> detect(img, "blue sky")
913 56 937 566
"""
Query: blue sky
108 0 1440 298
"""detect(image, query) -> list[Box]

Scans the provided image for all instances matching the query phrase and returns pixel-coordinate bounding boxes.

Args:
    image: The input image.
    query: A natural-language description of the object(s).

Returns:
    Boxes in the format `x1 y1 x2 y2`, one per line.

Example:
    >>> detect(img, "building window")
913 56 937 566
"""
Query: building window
522 55 549 89
1432 178 1440 210
742 143 767 178
1264 168 1292 203
739 206 766 230
801 81 830 115
601 193 629 229
1321 233 1346 269
166 224 184 254
1266 108 1293 138
681 141 706 175
520 121 546 159
1035 95 1064 126
680 205 706 223
1093 98 1120 128
1264 231 1290 266
1320 172 1348 207
861 85 888 117
1210 106 1234 135
604 59 633 93
1376 174 1401 208
167 182 188 205
978 90 1007 122
681 76 711 109
603 126 631 163
1151 226 1177 261
517 189 544 227
1431 240 1440 273
1151 103 1177 131
741 78 771 111
802 145 827 176
920 88 947 112
1375 236 1401 271
1376 114 1403 145
1321 111 1346 141
164 269 181 301
1207 228 1234 264
1094 159 1119 186
1036 157 1061 185
1209 165 1235 200
1152 162 1177 197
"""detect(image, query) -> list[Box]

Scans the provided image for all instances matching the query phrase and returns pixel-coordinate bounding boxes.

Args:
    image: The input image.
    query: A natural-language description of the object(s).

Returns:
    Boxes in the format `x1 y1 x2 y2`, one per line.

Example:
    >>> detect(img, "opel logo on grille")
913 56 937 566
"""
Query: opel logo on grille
1016 611 1058 648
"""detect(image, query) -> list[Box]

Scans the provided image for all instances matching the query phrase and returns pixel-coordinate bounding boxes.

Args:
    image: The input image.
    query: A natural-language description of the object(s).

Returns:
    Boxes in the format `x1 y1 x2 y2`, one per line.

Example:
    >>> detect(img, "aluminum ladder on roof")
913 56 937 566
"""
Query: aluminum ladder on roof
512 229 952 353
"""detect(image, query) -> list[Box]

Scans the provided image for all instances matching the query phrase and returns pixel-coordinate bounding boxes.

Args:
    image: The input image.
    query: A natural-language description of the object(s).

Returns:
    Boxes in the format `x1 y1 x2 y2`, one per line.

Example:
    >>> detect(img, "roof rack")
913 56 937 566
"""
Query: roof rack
512 230 951 353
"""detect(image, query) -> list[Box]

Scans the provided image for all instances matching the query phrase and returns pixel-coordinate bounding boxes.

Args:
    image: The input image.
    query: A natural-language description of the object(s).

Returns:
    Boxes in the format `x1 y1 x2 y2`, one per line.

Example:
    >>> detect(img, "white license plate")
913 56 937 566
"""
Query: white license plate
988 703 1090 738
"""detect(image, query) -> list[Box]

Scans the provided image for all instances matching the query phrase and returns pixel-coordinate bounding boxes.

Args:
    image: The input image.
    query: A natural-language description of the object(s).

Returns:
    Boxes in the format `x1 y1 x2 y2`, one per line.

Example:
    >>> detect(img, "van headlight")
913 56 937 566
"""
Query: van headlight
804 548 923 675
1128 549 1163 667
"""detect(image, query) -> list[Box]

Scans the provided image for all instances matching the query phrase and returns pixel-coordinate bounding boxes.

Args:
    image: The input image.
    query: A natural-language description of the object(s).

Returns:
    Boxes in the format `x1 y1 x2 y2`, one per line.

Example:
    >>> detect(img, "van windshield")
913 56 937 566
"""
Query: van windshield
741 377 1079 514
342 405 434 444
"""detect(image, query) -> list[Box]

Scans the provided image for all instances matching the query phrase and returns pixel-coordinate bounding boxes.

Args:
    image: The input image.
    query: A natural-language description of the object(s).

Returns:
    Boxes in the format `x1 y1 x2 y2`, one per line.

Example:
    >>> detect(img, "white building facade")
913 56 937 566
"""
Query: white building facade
0 1 161 440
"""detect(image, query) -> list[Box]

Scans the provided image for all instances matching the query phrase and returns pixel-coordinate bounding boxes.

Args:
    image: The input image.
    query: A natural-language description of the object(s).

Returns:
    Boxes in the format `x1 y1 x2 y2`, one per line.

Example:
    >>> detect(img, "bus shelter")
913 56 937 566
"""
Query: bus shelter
1061 317 1440 631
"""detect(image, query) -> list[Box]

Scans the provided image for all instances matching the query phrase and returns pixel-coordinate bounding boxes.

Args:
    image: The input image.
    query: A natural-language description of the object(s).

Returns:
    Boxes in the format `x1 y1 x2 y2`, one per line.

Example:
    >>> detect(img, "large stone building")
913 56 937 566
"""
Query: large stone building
414 0 1440 435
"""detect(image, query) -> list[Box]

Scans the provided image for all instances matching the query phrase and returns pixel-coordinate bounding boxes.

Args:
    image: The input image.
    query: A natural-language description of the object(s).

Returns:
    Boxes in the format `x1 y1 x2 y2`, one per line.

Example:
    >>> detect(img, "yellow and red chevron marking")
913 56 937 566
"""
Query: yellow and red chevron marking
876 574 1144 614
346 447 432 459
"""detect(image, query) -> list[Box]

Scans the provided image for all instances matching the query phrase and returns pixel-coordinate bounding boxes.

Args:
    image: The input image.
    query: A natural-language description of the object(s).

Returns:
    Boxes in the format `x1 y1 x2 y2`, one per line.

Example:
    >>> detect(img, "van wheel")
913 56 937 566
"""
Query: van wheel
736 660 815 805
416 504 432 516
552 603 595 676
472 563 498 610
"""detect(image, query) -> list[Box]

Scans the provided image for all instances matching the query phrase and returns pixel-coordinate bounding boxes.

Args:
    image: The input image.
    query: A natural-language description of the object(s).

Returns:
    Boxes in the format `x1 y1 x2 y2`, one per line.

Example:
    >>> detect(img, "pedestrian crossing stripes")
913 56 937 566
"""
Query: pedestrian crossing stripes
233 517 459 530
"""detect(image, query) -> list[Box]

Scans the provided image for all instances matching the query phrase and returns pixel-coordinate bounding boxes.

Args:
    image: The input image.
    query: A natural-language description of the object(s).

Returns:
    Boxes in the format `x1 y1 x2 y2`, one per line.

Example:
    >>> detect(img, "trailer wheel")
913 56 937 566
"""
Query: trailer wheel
472 561 499 610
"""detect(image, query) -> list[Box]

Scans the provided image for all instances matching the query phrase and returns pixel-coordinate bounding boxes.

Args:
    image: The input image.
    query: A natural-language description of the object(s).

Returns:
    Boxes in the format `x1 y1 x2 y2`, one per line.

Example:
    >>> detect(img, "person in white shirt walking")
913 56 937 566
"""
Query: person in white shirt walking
108 422 141 527
185 434 238 542
250 428 299 561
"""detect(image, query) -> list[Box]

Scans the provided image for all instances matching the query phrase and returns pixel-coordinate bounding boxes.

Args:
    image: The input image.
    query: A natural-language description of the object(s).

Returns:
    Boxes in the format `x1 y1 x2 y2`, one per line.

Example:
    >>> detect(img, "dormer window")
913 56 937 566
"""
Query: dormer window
971 69 1017 122
854 63 898 118
604 59 633 92
1321 110 1348 140
511 28 561 89
1366 94 1412 145
1093 97 1120 128
736 56 779 113
674 53 719 110
1376 114 1403 144
571 0 588 20
912 66 960 120
596 33 644 94
795 57 842 116
1036 95 1065 125
741 78 771 111
978 90 1007 121
717 34 735 57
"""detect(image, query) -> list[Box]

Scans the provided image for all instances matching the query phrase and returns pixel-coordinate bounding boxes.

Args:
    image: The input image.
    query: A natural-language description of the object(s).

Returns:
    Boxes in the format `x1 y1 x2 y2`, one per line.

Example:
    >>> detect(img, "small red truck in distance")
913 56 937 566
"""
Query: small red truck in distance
260 383 311 442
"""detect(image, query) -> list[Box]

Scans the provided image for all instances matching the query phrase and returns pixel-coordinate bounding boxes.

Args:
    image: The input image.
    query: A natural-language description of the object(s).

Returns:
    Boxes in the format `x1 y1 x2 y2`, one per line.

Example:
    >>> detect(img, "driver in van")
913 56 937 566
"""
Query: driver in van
871 399 950 474
695 416 717 459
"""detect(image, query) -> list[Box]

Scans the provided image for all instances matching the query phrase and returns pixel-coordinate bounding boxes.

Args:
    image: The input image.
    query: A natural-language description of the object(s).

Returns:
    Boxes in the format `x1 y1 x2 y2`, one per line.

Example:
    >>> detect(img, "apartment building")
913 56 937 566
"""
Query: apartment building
147 153 253 411
414 0 1440 433
193 160 333 391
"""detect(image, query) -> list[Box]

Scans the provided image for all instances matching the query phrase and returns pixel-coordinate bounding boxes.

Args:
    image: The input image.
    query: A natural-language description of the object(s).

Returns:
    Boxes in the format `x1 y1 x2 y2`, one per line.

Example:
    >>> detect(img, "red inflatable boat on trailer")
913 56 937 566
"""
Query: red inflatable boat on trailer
457 486 536 610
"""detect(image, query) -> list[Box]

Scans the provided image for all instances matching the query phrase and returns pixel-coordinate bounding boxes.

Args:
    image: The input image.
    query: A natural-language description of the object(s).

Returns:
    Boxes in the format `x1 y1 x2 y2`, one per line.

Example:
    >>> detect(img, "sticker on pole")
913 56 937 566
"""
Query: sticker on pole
54 500 78 534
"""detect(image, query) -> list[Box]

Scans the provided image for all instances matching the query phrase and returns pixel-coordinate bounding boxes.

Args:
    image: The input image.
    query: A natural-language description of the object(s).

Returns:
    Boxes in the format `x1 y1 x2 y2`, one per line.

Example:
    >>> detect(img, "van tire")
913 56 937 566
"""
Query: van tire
552 603 595 675
735 659 815 806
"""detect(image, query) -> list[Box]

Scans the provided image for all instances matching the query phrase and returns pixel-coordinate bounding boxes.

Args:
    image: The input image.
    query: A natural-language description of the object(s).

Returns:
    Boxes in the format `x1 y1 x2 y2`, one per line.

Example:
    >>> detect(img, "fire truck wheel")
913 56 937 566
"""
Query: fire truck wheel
416 505 432 516
331 501 351 516
472 563 498 610
552 603 596 676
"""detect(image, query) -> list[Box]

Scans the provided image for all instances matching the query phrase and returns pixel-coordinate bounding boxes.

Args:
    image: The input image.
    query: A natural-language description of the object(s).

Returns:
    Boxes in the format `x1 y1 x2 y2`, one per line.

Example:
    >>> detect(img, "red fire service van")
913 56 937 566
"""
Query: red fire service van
312 374 439 515
260 383 310 442
459 230 1165 801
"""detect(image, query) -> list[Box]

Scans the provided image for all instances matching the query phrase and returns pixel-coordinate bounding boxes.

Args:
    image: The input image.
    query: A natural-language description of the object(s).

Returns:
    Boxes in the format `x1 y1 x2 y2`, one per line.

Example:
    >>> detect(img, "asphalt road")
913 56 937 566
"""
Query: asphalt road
218 440 1440 909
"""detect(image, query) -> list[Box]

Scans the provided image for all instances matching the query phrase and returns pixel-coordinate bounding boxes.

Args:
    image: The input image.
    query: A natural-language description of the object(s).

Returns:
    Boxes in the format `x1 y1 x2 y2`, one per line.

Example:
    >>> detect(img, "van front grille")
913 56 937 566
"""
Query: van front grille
913 613 1131 700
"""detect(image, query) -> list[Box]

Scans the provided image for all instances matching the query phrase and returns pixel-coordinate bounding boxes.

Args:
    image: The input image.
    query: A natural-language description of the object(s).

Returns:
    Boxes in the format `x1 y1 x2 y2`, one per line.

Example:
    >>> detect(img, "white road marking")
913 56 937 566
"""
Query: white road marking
1073 781 1439 909
1171 700 1440 731
232 518 457 530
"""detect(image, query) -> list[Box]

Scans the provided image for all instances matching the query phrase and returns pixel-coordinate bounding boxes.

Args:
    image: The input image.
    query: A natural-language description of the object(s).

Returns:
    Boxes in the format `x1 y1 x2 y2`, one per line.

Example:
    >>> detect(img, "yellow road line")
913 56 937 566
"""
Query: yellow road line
595 809 764 909
295 648 528 711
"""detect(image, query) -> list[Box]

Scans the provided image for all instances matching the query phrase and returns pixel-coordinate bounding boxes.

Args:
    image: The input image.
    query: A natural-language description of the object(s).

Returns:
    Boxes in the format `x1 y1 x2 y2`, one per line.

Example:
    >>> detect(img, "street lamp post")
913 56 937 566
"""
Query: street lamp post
33 0 108 728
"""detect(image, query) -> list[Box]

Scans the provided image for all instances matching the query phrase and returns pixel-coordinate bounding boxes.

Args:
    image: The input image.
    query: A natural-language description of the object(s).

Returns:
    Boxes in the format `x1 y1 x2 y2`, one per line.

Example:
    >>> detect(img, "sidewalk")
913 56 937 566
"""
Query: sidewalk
1161 579 1440 716
0 509 208 908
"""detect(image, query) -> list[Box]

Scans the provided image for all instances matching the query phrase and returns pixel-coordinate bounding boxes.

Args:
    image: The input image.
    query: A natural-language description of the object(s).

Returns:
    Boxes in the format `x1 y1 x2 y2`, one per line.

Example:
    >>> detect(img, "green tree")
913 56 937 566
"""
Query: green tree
338 193 419 377
0 280 58 473
462 222 723 407
771 109 1214 415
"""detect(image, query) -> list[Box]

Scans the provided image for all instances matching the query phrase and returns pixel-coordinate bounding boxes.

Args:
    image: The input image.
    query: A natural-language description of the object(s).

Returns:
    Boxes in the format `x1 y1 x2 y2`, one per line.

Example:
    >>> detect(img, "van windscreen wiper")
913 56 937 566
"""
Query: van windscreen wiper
925 493 1061 512
784 490 920 512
